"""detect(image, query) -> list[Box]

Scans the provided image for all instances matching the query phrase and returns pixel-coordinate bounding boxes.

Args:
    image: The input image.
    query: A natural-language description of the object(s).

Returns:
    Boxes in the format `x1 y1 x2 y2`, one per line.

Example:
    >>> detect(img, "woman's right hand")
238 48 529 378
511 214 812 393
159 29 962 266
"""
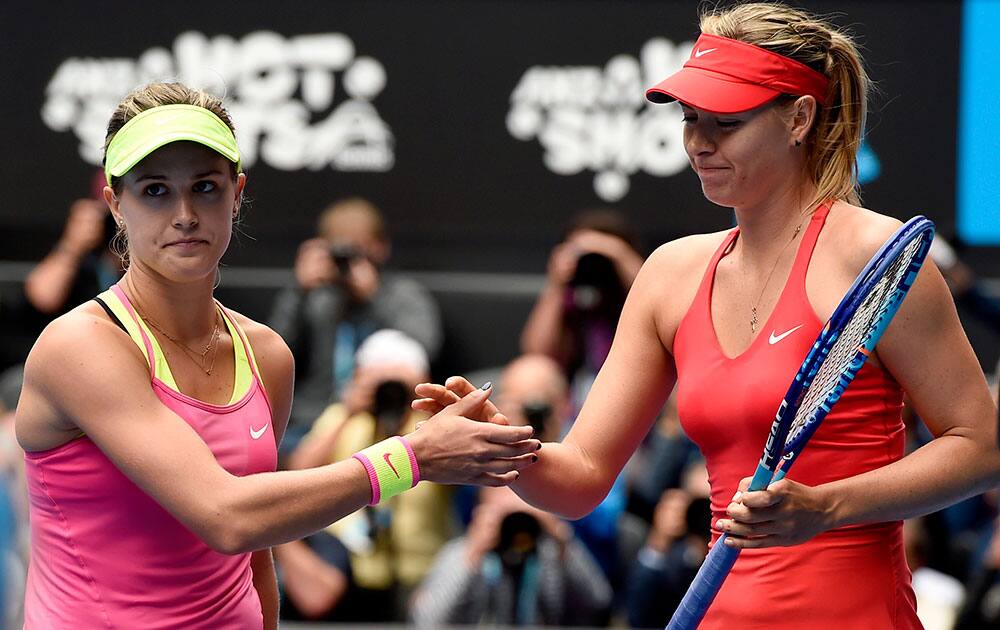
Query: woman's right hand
60 199 108 258
294 238 337 291
413 376 508 424
406 385 540 487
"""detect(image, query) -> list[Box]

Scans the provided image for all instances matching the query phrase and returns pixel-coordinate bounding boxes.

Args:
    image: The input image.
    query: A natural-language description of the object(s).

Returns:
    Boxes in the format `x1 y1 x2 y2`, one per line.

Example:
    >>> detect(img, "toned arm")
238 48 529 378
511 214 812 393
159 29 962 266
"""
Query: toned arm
513 236 718 518
16 308 539 554
722 211 1000 547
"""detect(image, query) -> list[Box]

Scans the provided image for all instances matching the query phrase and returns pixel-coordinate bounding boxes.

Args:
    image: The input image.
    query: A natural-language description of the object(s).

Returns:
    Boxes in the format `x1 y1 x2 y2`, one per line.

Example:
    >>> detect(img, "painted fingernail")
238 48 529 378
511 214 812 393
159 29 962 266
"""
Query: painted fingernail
531 454 539 463
535 441 542 451
514 471 520 480
480 381 492 391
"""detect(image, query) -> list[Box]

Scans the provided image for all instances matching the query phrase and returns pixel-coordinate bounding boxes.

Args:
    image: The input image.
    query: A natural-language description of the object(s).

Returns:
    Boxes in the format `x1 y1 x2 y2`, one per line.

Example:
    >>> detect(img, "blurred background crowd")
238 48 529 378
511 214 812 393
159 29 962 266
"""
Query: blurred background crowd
1 187 999 629
3 1 1000 628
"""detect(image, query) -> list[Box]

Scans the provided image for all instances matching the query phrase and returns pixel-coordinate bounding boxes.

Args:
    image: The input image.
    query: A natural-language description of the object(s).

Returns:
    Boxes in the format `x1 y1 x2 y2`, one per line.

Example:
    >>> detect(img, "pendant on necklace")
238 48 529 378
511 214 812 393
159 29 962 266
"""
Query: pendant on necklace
750 307 758 333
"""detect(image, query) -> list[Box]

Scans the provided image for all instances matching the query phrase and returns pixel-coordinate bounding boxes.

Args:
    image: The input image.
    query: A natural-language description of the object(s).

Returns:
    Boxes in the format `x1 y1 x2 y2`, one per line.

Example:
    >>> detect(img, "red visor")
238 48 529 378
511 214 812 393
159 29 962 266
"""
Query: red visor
645 33 830 113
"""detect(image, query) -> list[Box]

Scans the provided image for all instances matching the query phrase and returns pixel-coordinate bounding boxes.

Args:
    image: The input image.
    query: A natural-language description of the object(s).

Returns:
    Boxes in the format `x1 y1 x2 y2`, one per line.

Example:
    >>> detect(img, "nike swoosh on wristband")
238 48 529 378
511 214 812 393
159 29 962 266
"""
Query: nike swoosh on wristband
249 423 269 440
769 325 804 345
383 452 401 478
694 47 717 58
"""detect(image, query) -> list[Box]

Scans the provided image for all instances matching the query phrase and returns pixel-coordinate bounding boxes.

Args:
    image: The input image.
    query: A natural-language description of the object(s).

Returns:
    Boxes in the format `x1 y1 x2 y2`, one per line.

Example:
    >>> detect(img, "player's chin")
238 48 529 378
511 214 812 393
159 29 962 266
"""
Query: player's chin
699 185 738 209
159 255 222 283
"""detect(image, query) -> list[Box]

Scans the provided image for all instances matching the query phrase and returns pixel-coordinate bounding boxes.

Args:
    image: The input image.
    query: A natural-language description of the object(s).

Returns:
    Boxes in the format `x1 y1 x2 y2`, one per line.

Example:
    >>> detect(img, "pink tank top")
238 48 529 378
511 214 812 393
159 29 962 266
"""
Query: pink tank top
23 285 277 629
672 204 919 629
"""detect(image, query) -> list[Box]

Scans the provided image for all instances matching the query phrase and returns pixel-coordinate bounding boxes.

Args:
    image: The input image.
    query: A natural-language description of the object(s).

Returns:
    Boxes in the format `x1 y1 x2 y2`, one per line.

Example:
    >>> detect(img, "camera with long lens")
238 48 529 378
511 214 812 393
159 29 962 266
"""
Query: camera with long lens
495 511 541 569
372 380 411 435
521 400 552 437
685 496 712 541
329 242 362 276
569 252 623 312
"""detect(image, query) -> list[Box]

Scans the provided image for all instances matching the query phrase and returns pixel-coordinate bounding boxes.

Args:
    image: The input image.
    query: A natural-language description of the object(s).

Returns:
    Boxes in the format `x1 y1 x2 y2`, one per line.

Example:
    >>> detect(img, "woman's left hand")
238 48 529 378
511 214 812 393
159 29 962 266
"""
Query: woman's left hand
713 476 835 549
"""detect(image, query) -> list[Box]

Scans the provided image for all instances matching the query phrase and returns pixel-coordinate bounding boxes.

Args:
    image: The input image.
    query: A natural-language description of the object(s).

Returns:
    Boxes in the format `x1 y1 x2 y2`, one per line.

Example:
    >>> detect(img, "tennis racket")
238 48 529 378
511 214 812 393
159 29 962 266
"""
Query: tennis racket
666 215 935 630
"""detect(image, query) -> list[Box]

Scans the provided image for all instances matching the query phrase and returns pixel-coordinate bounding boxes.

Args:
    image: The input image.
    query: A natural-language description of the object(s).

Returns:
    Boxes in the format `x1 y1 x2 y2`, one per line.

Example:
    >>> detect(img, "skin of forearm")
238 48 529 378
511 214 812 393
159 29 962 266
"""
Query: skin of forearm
822 433 1000 529
24 250 85 314
216 458 371 553
274 541 347 618
513 441 613 520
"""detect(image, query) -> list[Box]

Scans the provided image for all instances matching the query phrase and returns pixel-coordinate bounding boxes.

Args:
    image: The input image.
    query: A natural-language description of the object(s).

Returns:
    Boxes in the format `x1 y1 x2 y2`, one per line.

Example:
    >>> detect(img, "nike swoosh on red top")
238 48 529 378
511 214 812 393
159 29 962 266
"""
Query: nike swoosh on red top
768 324 804 345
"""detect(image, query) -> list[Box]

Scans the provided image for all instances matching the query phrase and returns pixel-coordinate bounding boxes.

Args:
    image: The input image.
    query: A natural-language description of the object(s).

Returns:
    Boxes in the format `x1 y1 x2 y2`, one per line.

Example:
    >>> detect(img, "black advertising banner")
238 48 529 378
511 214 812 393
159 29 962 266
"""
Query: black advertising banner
1 1 964 273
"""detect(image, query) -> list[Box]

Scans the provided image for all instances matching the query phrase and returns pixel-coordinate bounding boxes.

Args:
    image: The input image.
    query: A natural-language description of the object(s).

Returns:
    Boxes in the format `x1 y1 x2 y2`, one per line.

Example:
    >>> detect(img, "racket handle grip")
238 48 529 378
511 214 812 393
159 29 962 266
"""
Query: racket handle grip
665 534 740 630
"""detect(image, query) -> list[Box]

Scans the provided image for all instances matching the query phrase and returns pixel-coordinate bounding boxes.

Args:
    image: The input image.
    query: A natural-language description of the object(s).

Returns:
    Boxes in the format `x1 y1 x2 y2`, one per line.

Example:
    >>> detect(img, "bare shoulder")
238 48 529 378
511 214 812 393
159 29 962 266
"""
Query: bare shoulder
26 302 147 387
643 230 732 281
18 302 149 449
821 202 906 276
635 230 732 350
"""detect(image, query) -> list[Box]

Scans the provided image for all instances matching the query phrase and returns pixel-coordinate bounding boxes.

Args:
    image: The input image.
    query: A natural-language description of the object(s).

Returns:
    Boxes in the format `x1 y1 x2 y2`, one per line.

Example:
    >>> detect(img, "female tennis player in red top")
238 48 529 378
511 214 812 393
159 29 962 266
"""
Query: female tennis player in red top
15 82 540 629
416 3 1000 627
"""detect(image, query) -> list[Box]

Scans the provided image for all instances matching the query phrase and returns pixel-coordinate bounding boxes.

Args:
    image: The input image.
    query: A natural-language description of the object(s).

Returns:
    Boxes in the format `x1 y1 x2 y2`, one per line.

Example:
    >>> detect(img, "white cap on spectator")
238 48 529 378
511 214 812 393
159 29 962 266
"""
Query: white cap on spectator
355 329 430 374
929 235 957 270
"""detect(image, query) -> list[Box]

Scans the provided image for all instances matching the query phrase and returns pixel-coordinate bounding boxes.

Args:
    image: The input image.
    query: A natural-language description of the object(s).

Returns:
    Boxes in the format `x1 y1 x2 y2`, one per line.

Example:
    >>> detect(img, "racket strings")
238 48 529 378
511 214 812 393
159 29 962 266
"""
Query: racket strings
786 236 925 441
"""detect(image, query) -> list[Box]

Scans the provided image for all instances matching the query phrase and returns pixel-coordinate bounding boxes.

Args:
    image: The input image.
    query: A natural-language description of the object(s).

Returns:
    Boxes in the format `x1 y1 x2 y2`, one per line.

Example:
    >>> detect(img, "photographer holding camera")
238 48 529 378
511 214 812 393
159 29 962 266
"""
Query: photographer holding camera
269 198 442 435
520 210 644 415
626 460 712 628
277 329 453 622
4 171 122 370
410 485 611 627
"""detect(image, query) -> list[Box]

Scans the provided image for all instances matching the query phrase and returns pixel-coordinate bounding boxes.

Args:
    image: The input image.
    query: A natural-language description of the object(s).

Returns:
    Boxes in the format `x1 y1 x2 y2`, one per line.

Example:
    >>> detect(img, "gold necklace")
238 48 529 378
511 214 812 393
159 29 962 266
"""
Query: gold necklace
125 277 223 375
748 213 810 333
142 311 222 375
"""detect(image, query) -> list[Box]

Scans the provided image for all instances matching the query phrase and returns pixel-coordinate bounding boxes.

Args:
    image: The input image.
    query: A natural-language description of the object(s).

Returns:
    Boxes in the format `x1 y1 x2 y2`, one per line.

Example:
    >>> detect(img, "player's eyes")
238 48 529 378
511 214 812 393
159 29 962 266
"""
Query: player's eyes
144 183 168 197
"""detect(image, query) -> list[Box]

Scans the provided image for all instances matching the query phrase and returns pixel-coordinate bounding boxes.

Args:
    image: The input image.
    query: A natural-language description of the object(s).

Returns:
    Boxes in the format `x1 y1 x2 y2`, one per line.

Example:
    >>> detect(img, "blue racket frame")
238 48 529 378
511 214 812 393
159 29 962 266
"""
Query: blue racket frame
666 216 935 630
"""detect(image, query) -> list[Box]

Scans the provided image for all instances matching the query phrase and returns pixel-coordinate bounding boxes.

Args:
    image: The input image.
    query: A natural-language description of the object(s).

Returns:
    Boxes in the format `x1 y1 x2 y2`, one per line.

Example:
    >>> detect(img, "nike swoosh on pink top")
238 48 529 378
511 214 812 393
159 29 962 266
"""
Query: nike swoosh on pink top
249 424 269 440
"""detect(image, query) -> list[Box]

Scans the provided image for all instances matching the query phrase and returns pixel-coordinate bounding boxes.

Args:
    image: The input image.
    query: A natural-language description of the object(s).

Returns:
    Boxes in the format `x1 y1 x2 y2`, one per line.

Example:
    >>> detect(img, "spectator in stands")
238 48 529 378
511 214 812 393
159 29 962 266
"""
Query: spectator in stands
498 353 624 584
930 235 1000 329
278 330 452 622
409 485 612 627
904 517 967 629
0 365 27 628
955 514 1000 629
626 459 711 627
269 198 442 435
520 209 644 415
2 172 121 369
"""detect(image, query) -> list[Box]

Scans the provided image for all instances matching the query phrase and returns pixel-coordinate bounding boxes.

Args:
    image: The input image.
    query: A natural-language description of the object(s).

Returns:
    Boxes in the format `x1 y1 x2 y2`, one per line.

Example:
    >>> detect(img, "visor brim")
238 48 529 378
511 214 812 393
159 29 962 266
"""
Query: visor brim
108 133 240 181
645 67 781 114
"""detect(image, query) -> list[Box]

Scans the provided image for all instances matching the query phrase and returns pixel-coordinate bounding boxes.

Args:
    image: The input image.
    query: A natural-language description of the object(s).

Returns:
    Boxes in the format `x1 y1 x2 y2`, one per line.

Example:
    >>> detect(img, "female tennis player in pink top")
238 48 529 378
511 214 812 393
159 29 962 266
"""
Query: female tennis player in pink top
416 3 1000 627
14 82 540 629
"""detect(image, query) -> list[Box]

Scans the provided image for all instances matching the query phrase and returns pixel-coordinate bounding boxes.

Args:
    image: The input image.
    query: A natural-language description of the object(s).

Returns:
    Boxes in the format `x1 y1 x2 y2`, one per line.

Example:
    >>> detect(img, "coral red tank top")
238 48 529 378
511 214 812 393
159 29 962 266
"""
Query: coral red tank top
23 285 277 629
673 204 920 629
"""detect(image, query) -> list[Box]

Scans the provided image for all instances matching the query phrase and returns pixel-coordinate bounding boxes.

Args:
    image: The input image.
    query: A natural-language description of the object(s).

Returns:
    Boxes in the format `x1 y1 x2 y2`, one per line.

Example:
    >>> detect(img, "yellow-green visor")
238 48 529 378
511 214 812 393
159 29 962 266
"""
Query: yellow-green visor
104 104 241 186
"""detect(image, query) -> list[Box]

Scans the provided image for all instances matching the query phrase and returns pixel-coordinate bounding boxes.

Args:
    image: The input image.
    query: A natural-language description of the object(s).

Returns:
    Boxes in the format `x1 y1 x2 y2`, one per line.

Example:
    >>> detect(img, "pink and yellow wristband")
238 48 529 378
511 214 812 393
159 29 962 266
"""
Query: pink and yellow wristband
353 436 420 505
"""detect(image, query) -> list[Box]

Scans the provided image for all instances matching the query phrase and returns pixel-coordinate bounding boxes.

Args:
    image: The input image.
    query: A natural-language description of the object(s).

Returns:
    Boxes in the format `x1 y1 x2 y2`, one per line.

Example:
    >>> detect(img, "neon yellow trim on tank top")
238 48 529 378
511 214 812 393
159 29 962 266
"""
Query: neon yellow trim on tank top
98 289 254 403
218 307 255 405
